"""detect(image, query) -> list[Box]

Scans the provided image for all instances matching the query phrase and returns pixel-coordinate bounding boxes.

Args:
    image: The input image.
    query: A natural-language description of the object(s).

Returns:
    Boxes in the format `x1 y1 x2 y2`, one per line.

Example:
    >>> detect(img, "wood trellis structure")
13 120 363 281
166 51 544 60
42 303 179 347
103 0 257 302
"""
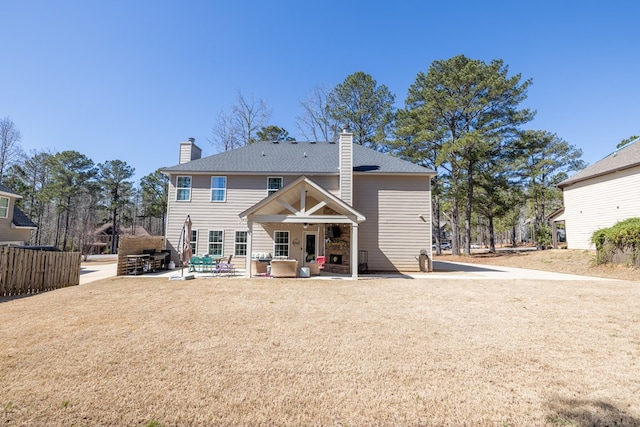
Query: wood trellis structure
116 235 165 276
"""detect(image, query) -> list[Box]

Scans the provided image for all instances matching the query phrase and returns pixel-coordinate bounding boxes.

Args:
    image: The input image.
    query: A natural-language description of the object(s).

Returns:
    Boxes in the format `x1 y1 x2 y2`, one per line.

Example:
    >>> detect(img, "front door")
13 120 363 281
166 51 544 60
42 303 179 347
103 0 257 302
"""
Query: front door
303 232 317 265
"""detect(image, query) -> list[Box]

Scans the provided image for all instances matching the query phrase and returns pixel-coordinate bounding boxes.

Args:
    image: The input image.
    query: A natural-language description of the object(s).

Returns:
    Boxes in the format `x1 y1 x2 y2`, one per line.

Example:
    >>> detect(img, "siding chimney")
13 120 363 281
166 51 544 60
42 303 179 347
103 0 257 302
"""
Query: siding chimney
179 137 202 164
339 131 353 205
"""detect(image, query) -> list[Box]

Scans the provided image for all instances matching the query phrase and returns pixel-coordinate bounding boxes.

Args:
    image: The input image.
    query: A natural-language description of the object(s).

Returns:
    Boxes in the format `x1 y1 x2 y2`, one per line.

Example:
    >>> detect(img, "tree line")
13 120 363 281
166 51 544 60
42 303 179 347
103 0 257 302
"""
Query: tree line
210 55 587 254
0 121 168 253
4 54 597 254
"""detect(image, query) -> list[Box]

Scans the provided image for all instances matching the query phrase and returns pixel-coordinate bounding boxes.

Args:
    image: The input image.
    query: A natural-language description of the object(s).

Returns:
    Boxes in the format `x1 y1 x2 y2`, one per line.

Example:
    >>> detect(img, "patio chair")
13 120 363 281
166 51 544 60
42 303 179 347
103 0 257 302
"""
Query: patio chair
215 255 235 276
309 255 326 276
188 256 202 272
201 255 215 273
251 259 268 276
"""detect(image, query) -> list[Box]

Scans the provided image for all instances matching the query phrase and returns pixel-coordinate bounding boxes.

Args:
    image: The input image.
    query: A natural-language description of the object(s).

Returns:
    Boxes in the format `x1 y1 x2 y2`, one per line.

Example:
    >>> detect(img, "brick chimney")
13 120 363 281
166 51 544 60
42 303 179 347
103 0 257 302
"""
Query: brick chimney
339 131 353 205
179 137 202 164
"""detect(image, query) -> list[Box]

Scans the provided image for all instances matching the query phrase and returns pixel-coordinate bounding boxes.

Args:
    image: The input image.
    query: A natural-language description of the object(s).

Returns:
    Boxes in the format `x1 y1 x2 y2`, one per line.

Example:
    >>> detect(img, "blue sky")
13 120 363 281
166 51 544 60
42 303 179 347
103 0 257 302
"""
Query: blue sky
2 1 639 182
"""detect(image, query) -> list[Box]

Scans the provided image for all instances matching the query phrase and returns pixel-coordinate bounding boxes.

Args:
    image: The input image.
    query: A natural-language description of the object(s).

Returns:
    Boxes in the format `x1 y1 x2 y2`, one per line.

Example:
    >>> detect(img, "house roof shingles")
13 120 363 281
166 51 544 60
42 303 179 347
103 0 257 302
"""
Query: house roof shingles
93 223 150 236
0 185 36 228
161 141 435 175
0 184 20 197
558 138 640 188
12 206 37 228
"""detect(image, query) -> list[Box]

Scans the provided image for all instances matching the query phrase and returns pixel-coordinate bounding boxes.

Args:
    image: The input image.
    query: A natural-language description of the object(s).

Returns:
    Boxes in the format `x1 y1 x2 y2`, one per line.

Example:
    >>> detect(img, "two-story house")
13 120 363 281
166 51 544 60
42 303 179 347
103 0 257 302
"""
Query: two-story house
556 137 640 249
0 184 37 246
161 132 435 278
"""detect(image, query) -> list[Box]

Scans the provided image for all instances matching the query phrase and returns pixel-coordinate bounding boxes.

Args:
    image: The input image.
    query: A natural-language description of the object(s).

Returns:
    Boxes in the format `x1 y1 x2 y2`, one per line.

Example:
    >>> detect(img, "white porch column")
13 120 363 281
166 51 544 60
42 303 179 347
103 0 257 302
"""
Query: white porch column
351 223 358 280
245 221 253 277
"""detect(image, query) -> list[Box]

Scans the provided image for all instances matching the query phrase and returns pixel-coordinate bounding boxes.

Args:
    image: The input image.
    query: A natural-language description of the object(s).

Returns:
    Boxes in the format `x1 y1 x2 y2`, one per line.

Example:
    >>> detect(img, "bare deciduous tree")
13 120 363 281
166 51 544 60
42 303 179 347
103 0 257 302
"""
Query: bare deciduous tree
0 117 24 184
232 92 271 145
209 110 241 152
296 85 336 142
210 92 271 151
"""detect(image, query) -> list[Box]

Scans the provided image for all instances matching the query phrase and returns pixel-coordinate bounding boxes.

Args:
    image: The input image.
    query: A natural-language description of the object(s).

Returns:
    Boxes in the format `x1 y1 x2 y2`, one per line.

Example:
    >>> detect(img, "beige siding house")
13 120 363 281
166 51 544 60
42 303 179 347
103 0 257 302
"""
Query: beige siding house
557 138 640 249
0 185 37 246
161 132 436 278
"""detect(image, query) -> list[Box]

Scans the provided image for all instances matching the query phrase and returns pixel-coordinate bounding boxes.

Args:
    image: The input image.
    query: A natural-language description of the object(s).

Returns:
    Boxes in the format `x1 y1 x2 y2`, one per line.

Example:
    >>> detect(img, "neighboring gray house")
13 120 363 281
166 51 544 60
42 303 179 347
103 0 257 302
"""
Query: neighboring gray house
161 132 436 278
0 184 37 246
556 138 640 249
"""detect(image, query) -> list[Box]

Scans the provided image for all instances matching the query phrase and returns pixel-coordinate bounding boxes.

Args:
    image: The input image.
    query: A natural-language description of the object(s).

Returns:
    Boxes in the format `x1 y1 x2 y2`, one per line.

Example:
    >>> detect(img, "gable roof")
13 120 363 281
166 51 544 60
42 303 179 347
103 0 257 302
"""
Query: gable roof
239 175 366 224
558 138 640 188
161 141 435 176
93 223 150 236
0 184 21 198
12 206 37 228
0 186 36 228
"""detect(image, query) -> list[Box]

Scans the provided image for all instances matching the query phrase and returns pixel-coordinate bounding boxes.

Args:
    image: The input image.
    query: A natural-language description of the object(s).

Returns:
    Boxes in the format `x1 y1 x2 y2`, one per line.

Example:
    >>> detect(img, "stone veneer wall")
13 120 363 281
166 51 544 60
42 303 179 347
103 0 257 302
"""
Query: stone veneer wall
323 225 351 274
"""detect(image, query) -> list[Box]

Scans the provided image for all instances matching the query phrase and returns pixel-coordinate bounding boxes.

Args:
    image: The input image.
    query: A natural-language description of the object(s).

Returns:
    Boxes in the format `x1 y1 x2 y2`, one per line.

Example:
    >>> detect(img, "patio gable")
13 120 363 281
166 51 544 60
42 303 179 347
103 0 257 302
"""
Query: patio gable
239 175 365 225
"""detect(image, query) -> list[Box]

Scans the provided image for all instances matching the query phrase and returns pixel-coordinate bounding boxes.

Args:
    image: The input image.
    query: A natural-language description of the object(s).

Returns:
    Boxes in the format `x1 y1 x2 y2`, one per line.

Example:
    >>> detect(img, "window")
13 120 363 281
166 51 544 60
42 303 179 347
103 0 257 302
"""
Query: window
208 230 224 257
267 177 283 196
274 231 289 258
234 231 248 256
190 229 198 255
177 176 191 201
211 176 227 202
0 197 8 218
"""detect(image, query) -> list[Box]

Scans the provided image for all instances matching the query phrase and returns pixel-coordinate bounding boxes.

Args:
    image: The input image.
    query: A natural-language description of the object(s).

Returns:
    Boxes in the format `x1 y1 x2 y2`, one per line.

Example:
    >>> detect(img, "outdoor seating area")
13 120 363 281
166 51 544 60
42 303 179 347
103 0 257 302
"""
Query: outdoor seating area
123 249 171 276
247 252 327 278
184 252 328 279
188 255 235 276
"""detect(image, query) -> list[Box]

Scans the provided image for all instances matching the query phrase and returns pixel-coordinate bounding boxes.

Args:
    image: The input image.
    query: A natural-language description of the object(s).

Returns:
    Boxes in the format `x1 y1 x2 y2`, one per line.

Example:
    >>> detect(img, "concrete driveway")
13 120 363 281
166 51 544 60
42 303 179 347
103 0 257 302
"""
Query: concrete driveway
422 260 614 281
80 262 118 285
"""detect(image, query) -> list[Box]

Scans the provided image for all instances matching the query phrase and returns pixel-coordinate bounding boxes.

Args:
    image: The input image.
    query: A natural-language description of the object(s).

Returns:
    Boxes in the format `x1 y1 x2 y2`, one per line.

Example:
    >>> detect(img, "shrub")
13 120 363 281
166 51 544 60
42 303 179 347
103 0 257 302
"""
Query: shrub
591 217 640 265
535 223 553 249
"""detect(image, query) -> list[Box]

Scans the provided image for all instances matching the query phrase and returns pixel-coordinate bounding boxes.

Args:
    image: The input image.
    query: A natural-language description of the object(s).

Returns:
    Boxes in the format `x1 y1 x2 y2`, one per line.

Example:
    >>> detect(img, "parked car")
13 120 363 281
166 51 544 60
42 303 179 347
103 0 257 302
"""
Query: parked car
432 242 452 250
470 243 481 249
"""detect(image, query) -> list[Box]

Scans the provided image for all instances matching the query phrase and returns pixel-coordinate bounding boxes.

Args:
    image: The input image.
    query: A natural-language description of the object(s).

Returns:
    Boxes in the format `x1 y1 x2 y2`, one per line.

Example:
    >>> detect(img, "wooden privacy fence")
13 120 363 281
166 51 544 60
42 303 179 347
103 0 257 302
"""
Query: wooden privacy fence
0 247 82 296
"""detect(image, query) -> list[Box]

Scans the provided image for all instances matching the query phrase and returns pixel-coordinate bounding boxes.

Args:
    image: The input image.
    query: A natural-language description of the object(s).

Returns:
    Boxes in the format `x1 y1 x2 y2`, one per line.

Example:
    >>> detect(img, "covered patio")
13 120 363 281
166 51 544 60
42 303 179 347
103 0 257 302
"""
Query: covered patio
239 176 366 279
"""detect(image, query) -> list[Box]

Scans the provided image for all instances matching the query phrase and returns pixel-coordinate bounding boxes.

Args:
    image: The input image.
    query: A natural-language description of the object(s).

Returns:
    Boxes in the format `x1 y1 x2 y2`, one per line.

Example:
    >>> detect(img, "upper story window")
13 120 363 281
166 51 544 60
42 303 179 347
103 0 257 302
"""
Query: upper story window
211 176 227 202
267 177 283 196
176 176 191 201
0 197 8 218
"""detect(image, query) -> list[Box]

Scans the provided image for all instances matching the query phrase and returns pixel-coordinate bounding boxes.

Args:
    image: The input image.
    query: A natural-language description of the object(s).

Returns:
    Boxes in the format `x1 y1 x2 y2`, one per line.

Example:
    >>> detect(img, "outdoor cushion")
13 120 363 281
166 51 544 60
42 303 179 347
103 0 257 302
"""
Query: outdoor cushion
270 259 298 278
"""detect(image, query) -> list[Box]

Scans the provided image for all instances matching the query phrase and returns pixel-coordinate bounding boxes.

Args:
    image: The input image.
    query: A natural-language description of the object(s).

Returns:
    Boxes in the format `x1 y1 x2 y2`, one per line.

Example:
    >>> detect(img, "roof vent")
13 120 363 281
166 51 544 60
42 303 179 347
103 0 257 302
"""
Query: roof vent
303 152 307 158
261 151 265 157
272 141 279 144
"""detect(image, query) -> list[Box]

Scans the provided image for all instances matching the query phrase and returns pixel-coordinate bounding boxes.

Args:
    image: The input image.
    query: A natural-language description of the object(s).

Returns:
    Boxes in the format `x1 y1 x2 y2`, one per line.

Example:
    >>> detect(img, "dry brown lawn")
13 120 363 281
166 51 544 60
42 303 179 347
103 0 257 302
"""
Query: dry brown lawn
1 253 639 426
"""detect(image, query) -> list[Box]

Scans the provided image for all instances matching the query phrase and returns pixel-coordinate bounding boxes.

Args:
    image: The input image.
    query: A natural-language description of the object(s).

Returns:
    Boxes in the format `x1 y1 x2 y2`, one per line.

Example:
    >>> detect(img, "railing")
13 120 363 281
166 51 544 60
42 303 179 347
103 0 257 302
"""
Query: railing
0 247 81 296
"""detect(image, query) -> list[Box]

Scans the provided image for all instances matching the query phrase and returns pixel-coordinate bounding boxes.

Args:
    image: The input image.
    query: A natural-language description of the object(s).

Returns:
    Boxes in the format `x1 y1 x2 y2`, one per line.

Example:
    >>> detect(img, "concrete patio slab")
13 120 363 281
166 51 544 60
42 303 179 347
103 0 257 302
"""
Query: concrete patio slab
79 259 617 284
